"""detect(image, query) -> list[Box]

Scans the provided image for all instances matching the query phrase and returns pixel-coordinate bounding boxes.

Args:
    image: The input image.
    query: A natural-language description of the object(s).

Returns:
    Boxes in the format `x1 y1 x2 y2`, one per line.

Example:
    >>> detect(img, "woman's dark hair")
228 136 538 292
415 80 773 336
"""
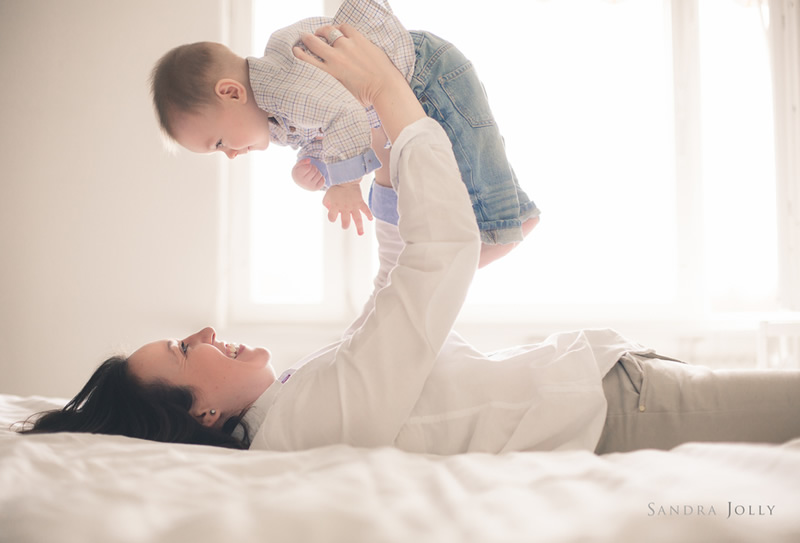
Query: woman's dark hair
17 356 251 449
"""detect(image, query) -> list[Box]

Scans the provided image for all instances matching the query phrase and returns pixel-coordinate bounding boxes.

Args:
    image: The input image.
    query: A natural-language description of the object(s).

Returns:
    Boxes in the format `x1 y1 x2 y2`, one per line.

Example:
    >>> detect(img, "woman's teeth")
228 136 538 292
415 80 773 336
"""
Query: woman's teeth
226 343 240 359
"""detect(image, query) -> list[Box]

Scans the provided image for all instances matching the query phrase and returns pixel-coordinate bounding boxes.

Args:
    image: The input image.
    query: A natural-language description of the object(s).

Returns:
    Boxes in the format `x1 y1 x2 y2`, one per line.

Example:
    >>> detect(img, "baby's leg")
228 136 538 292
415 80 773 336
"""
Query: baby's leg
405 32 539 268
478 216 539 268
371 127 392 188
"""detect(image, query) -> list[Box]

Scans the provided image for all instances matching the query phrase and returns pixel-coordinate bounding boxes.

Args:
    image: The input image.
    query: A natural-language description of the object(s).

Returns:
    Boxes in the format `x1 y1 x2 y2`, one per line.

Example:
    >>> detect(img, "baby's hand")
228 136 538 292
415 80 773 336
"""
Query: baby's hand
292 159 325 191
323 181 373 236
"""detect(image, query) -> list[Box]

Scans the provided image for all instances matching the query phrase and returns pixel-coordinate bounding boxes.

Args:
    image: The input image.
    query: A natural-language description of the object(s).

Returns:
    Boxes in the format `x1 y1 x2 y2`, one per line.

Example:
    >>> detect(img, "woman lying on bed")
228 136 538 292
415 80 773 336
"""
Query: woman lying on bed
20 25 800 454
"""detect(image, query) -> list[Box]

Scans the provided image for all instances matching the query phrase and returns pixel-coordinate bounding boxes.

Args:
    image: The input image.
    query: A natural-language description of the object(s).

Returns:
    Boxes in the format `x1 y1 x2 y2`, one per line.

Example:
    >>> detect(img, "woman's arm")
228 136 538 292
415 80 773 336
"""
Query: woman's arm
297 24 425 337
273 119 480 449
266 26 479 449
341 220 403 337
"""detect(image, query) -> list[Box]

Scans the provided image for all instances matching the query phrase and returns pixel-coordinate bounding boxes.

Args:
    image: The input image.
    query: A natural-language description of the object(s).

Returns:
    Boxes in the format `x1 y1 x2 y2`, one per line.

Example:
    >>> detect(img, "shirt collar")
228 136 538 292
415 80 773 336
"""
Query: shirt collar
244 369 295 439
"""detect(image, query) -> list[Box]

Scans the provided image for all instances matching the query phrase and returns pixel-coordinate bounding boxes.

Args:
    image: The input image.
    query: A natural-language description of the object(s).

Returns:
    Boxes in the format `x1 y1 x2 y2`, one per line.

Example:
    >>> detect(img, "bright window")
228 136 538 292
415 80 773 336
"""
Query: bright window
399 0 679 309
231 0 789 328
698 0 778 310
249 0 328 307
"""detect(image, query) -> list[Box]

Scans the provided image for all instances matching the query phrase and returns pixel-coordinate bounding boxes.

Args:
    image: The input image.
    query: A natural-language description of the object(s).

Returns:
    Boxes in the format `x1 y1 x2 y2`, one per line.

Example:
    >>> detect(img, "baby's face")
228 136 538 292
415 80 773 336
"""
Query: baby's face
172 99 272 159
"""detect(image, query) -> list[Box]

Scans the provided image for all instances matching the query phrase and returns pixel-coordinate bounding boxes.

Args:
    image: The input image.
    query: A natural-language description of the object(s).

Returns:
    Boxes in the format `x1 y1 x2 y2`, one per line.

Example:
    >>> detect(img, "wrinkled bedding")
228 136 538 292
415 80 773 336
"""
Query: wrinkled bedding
2 394 799 543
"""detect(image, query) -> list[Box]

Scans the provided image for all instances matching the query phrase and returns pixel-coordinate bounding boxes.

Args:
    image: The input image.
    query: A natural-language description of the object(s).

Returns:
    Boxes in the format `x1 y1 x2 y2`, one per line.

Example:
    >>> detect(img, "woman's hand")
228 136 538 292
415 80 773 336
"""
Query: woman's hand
293 24 425 142
293 23 405 108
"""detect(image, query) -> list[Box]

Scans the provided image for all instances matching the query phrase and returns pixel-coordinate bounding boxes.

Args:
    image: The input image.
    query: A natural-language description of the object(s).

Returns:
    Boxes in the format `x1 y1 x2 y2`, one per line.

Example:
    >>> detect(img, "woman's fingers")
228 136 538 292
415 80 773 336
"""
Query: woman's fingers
296 23 358 66
313 24 342 43
300 24 345 61
292 37 326 69
291 46 314 67
295 23 408 113
338 23 357 37
314 24 346 45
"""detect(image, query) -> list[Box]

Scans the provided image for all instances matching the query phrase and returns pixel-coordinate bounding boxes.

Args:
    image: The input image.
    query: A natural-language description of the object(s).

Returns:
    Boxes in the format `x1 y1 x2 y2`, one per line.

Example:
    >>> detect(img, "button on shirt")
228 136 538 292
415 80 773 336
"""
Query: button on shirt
247 118 649 454
247 0 415 186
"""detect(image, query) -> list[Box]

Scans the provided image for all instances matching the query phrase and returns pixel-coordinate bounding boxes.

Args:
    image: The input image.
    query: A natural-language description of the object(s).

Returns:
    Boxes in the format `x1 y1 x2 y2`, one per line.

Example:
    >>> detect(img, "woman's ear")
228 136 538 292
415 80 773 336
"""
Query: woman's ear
192 408 222 428
215 79 248 104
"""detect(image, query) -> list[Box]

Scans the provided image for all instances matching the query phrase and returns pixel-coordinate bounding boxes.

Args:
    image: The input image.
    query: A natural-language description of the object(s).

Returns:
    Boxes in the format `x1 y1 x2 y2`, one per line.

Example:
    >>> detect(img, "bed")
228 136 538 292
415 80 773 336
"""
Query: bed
2 393 799 543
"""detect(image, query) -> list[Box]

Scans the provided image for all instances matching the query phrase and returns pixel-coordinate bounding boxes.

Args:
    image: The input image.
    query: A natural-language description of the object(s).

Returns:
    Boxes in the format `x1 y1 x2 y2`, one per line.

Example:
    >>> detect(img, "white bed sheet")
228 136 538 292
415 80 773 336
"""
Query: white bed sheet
2 393 799 543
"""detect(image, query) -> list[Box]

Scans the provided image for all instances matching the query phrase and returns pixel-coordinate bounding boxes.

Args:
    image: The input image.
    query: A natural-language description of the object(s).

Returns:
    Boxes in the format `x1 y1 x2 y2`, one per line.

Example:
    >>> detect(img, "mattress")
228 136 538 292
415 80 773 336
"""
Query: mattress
2 393 799 543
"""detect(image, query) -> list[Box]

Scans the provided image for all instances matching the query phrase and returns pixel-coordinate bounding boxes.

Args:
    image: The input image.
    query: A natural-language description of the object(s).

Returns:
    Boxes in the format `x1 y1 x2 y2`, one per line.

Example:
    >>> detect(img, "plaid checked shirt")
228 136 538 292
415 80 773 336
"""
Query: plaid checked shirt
247 0 415 186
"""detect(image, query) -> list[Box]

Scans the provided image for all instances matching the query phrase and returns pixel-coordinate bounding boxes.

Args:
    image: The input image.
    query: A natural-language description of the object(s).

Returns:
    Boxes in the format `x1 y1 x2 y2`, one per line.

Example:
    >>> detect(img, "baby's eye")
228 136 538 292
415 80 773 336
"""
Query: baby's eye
180 341 189 355
215 139 223 150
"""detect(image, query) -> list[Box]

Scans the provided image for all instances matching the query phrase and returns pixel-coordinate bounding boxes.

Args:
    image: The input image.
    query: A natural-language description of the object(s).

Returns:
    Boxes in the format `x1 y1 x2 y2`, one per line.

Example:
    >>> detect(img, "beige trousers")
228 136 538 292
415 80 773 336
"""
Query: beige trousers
595 352 800 454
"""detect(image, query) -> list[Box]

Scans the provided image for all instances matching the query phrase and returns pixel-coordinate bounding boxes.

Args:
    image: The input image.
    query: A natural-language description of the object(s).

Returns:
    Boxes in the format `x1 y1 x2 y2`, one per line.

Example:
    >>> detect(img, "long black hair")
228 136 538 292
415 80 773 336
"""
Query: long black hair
17 356 251 449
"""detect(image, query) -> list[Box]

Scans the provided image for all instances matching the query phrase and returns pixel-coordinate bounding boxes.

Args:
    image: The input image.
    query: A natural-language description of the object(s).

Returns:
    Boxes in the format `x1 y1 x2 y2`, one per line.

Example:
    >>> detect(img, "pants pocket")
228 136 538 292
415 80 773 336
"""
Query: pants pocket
616 352 646 395
438 62 496 128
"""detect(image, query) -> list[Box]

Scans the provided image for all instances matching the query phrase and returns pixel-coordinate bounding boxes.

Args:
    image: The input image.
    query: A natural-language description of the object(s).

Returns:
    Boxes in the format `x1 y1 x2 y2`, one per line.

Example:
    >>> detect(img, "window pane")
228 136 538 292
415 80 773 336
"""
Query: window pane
252 0 323 35
698 0 778 310
395 0 676 305
250 148 325 304
249 1 325 304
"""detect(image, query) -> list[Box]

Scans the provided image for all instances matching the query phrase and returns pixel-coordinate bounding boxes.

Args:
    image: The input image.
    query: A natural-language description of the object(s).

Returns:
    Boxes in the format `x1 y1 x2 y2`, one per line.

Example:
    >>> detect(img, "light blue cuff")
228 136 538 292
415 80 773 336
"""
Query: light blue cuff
368 181 399 225
313 149 382 188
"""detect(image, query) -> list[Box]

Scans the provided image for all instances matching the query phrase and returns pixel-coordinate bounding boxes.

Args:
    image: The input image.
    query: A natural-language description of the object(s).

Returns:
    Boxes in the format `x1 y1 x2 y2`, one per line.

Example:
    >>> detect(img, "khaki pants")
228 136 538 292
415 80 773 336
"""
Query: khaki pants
595 352 800 454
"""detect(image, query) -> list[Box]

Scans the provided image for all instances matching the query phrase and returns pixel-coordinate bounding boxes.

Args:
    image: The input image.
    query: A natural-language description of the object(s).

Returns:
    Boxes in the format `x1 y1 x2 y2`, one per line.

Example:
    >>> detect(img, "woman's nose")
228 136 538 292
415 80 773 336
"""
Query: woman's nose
185 326 216 345
224 148 238 159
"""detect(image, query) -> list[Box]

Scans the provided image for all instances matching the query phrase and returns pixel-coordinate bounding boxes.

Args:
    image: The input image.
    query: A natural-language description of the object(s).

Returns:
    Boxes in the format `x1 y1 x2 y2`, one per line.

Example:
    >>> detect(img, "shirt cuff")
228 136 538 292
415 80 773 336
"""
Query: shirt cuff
368 181 399 225
312 148 382 188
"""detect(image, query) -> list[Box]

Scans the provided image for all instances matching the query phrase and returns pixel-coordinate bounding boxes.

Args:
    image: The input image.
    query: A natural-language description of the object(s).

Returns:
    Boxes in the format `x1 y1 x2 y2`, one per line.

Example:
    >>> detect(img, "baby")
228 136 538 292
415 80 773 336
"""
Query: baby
151 0 539 266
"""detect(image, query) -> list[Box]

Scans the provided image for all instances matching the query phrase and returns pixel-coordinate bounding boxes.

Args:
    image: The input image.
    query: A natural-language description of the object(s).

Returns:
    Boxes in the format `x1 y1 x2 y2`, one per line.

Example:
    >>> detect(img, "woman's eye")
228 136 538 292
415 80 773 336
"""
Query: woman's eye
180 341 188 355
215 139 223 150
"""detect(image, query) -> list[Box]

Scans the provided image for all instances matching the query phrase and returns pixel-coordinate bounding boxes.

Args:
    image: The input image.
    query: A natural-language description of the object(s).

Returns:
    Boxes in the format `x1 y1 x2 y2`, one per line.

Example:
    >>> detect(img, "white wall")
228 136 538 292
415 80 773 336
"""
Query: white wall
0 0 230 396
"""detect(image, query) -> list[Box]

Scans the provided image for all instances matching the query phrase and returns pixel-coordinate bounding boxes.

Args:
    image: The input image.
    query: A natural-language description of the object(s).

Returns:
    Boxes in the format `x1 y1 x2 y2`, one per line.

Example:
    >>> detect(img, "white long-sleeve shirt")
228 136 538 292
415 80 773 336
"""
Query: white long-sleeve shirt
248 118 647 454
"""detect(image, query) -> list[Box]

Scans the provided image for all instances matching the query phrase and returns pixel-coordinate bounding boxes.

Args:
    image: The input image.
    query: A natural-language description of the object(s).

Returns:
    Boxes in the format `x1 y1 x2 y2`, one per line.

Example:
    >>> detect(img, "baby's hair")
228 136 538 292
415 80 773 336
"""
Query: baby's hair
149 42 232 141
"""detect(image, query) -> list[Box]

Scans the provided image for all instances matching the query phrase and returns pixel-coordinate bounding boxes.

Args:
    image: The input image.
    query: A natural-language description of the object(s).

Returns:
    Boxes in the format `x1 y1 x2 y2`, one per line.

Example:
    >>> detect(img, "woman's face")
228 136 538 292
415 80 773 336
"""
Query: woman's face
128 327 276 428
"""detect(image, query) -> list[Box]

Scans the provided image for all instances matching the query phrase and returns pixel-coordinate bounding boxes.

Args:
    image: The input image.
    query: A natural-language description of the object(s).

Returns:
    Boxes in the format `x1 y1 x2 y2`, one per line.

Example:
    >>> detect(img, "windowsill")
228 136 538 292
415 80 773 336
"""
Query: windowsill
223 308 800 373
